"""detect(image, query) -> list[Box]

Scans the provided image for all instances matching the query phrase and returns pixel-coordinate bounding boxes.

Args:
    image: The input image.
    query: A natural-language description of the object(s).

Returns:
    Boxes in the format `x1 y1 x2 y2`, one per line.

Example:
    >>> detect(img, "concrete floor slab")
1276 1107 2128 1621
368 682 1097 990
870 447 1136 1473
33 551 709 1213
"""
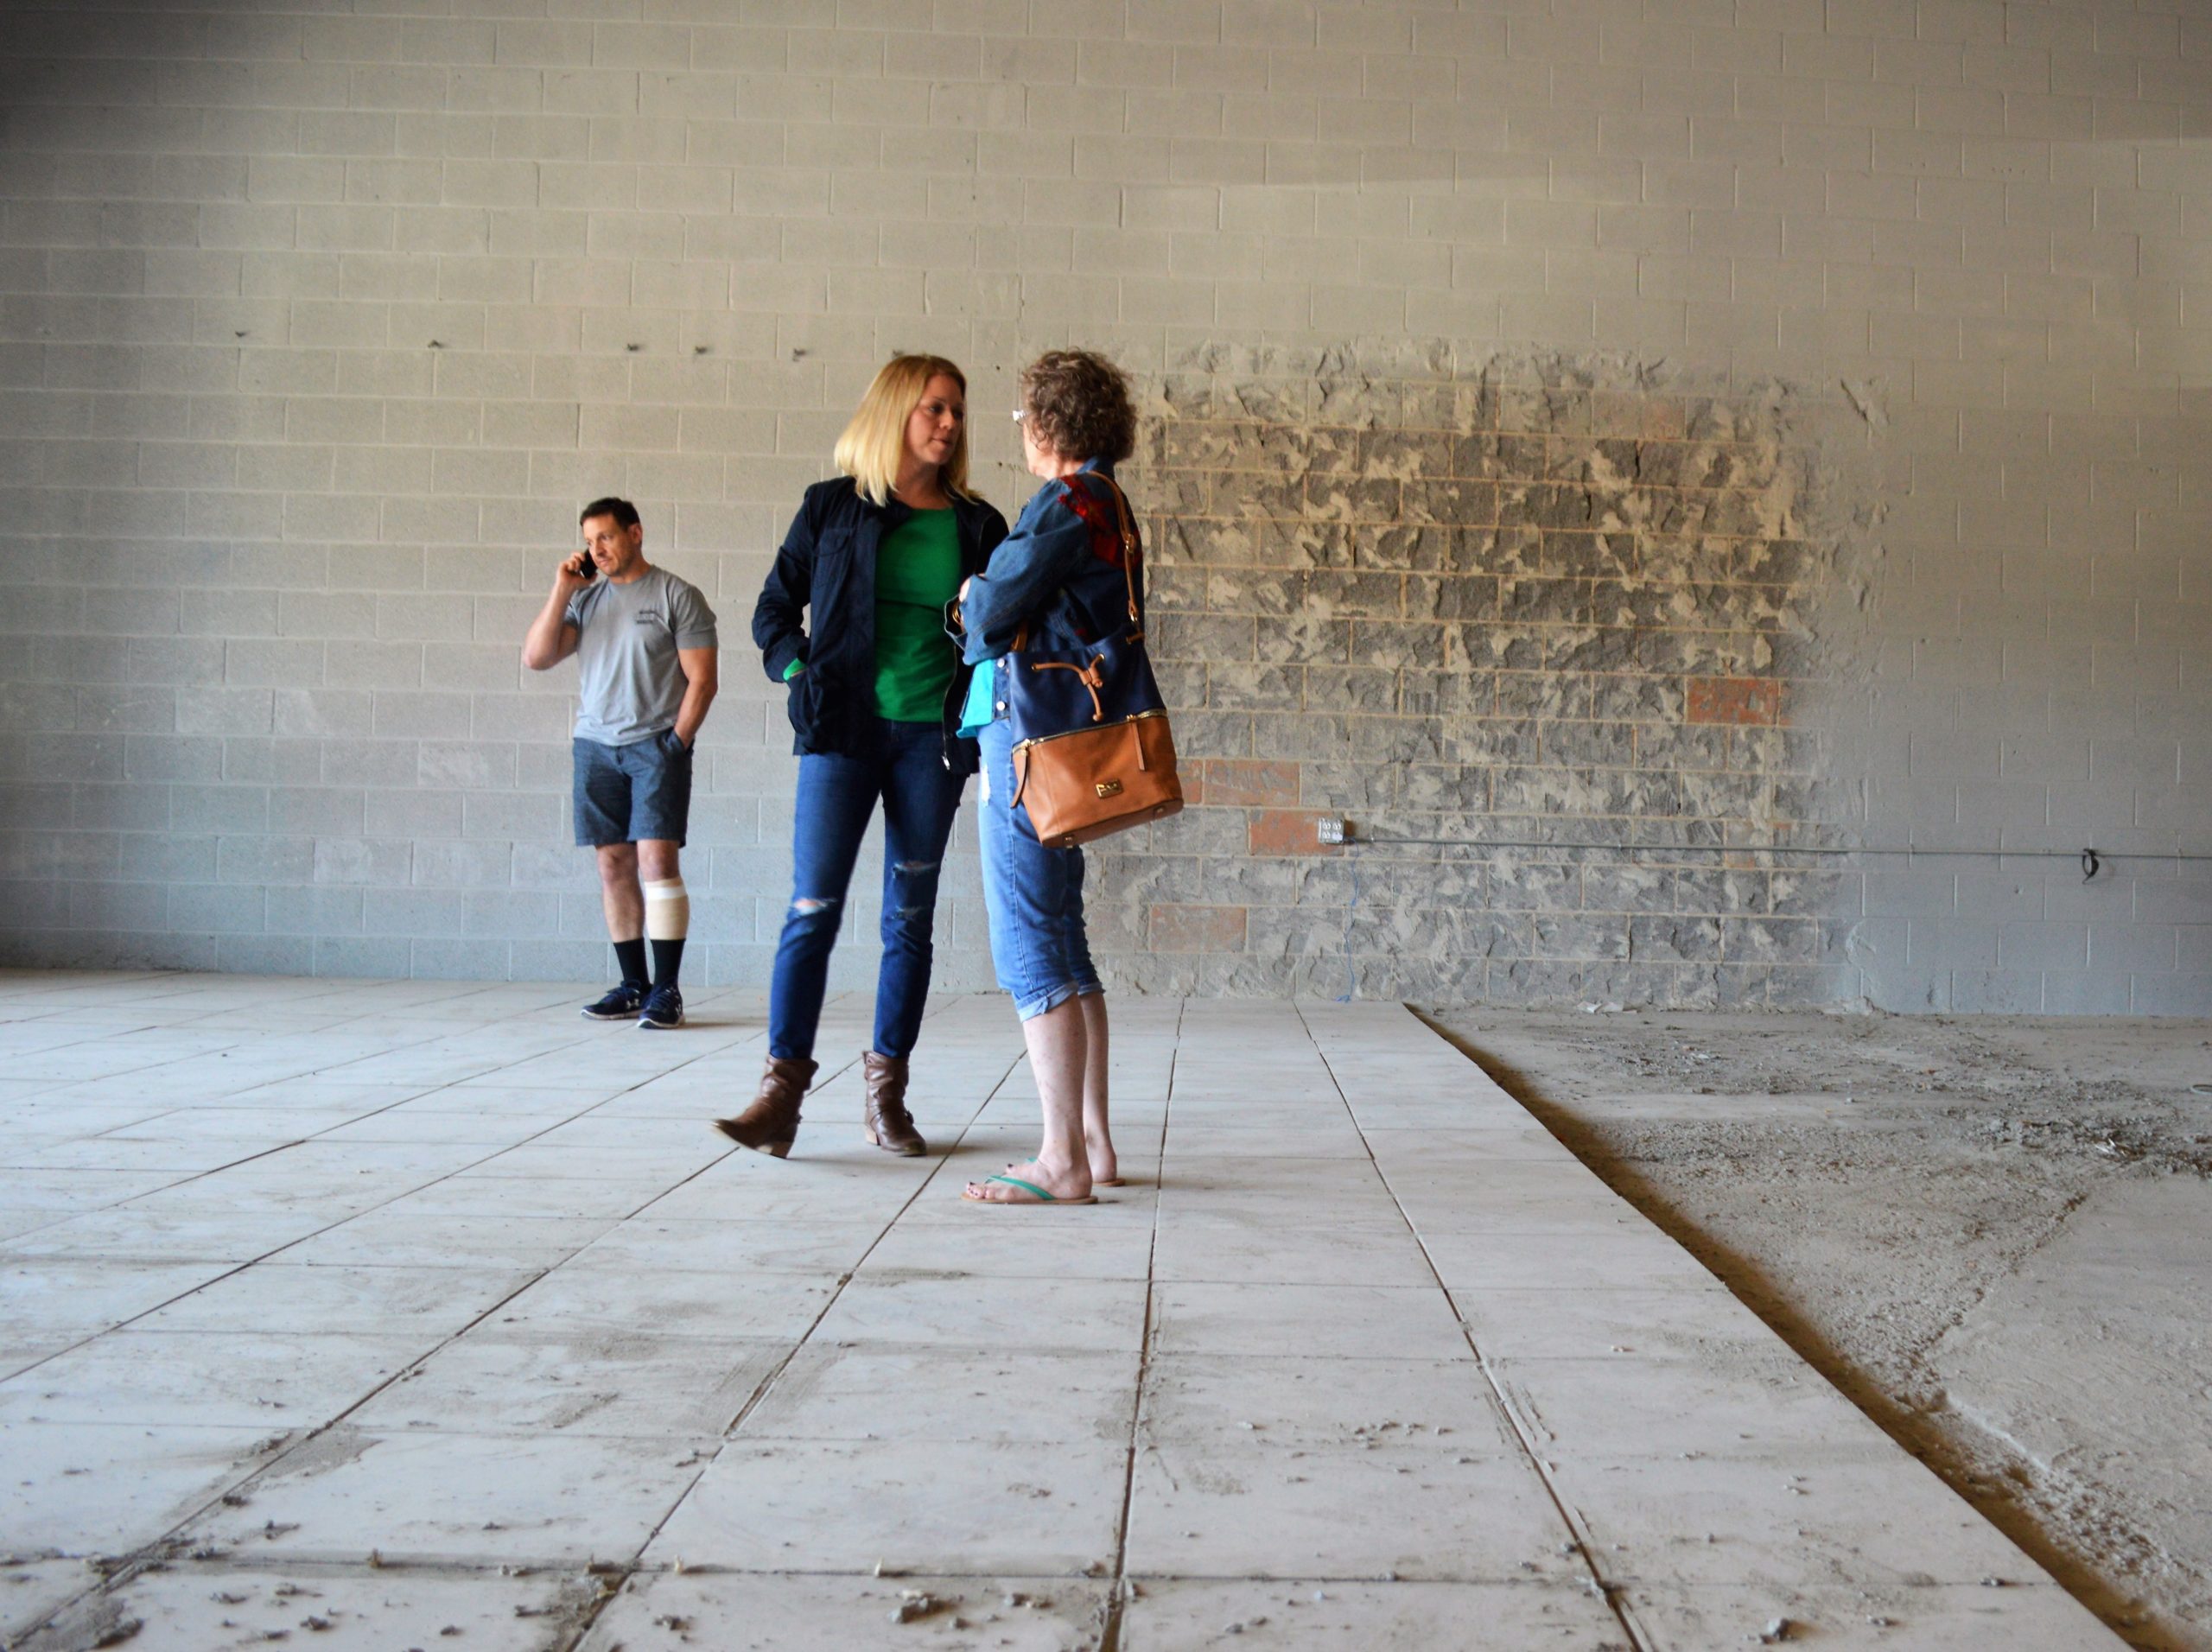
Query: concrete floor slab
735 1344 1137 1444
1628 1581 2116 1650
893 1186 1165 1230
1115 1579 1629 1649
1139 1354 1521 1452
1151 1281 1477 1361
379 1173 679 1221
489 1264 836 1343
639 1159 928 1223
563 1215 888 1276
0 1331 419 1430
810 1271 1152 1352
1150 1217 1442 1287
1491 1352 1898 1458
95 1107 368 1144
1390 1161 1648 1230
392 1082 624 1114
0 1558 95 1647
26 1564 588 1652
644 1437 1130 1575
350 1332 788 1439
181 1427 714 1566
132 1262 537 1339
858 1214 1160 1279
0 1420 274 1553
1156 1123 1373 1159
270 1210 612 1271
313 1107 584 1145
1366 1123 1593 1162
460 1141 734 1182
17 1136 266 1174
1154 1182 1408 1227
0 973 2126 1649
1124 1440 1579 1583
1547 1449 2051 1587
0 1257 239 1337
1454 1286 1786 1361
118 1176 418 1222
1420 1227 1732 1293
0 1206 339 1266
577 1573 1113 1651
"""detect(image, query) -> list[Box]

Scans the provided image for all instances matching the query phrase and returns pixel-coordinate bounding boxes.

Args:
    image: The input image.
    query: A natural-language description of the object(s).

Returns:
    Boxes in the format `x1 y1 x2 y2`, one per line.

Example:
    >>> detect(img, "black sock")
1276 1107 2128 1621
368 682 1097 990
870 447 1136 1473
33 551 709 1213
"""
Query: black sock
613 937 648 988
651 937 685 990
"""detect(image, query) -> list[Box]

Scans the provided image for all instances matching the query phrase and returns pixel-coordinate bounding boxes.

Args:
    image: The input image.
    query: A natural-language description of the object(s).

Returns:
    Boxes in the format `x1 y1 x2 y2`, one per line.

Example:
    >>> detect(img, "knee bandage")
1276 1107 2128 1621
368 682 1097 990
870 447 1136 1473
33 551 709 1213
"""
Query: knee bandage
642 878 690 941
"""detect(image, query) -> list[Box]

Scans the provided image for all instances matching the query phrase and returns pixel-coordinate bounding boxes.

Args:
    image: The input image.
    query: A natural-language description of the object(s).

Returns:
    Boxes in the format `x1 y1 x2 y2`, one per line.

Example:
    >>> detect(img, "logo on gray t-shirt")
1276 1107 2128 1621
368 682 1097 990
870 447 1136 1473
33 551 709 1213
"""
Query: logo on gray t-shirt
563 567 718 747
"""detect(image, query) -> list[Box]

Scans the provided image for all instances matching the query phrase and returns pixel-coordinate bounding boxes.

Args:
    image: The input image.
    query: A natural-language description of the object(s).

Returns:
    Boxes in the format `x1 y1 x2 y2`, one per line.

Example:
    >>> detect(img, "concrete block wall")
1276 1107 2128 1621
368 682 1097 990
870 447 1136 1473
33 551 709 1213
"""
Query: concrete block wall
0 0 2206 1011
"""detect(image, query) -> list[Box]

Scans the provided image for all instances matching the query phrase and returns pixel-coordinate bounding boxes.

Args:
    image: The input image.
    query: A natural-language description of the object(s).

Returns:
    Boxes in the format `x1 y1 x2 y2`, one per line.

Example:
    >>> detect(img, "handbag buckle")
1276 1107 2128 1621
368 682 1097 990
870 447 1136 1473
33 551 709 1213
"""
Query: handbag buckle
1095 779 1123 798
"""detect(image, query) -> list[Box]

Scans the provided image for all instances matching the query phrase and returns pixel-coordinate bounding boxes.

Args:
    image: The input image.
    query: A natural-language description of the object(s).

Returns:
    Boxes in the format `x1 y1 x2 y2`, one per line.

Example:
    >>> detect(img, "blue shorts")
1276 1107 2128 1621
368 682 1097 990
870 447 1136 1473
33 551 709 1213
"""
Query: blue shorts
977 714 1102 1020
573 731 692 848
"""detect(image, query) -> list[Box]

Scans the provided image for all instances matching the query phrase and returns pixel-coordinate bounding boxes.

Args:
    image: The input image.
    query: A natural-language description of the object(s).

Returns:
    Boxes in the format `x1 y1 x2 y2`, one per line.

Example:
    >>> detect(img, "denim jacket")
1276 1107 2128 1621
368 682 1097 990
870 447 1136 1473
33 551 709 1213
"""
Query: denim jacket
960 460 1141 666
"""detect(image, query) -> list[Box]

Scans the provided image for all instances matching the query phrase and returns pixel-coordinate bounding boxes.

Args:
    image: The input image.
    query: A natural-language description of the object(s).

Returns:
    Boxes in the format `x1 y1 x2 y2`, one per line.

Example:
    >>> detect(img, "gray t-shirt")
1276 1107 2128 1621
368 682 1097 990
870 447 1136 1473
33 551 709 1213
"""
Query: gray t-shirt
563 566 718 747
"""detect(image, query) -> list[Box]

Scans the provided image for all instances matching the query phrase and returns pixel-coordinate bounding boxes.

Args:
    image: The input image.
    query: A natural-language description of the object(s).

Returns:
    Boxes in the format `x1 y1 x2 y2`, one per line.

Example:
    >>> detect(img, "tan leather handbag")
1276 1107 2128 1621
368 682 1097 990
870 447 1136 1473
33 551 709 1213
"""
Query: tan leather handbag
1004 476 1184 848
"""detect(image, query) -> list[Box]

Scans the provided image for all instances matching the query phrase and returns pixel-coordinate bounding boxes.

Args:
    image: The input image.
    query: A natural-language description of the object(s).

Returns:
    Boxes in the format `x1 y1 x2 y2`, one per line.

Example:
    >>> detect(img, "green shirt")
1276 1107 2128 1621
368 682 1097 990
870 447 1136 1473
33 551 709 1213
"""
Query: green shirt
873 507 962 722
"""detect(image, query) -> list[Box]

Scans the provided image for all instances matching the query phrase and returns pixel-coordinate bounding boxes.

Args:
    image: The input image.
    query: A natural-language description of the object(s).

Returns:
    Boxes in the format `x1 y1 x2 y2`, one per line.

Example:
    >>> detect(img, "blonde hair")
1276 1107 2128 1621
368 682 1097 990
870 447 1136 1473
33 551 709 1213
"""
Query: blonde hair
833 354 975 507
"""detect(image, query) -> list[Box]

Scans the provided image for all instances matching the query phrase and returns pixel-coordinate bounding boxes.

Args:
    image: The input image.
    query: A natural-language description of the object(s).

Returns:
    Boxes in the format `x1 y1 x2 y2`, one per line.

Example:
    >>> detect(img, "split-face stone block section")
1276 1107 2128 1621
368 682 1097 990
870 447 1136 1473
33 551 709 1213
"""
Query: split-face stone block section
1094 347 1850 1008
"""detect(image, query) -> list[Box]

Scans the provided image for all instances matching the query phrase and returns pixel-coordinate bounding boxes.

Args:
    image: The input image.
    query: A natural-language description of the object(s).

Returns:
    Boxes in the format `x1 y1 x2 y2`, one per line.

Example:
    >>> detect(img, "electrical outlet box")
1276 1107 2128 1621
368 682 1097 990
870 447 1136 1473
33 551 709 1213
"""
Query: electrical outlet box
1317 816 1348 845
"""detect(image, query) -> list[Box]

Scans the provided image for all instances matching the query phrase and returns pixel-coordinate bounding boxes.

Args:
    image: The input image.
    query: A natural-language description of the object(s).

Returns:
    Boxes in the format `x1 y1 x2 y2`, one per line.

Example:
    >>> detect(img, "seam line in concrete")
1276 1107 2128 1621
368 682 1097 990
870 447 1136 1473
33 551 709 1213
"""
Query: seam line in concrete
1096 994 1181 1652
8 1007 808 1642
552 1035 1033 1649
1294 999 1650 1651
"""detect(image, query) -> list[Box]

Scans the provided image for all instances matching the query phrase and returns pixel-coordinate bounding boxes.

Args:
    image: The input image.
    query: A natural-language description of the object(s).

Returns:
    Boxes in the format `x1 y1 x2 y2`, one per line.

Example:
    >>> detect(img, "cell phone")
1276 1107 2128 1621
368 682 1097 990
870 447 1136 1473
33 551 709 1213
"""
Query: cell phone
574 555 596 583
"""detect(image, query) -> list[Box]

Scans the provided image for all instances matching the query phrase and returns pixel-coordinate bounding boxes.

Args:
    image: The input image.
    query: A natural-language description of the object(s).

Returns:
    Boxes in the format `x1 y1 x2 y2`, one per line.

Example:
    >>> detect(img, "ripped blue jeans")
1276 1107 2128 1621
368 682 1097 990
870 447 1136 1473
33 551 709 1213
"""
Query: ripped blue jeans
767 716 965 1062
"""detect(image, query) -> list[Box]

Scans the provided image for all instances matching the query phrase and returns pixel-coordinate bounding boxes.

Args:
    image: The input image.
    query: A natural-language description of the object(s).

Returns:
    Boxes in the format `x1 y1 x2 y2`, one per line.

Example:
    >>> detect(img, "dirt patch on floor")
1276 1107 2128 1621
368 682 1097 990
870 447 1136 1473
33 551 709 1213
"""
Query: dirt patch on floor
1422 1006 2212 1651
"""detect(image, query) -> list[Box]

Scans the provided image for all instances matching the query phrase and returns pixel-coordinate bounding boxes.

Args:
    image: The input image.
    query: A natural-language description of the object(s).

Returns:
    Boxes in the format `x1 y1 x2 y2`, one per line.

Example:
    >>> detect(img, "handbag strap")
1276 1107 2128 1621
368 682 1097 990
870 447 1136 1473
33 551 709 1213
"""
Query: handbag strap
1091 471 1141 626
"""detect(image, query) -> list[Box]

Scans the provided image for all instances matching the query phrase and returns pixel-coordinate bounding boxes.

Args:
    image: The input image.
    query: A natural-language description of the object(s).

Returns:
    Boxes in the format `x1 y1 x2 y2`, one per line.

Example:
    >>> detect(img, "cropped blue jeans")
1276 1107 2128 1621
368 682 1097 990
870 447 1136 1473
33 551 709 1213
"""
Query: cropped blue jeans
976 710 1103 1021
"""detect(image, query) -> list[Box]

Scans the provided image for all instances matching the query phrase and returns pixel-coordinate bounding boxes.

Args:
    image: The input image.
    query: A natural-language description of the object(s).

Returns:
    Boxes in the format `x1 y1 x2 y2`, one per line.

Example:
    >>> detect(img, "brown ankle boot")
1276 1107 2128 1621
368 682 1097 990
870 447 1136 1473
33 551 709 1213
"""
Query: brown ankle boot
714 1055 817 1158
861 1052 925 1157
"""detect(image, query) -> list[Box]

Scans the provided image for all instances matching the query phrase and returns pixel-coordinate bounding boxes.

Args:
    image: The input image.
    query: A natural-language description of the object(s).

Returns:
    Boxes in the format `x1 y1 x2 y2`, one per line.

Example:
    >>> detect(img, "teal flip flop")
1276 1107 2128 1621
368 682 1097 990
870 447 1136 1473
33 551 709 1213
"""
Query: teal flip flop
963 1173 1096 1206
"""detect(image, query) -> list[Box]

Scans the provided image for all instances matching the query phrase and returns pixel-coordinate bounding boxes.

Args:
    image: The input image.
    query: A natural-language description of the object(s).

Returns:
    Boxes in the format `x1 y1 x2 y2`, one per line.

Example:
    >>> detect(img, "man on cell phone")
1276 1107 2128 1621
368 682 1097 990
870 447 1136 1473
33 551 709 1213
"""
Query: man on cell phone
523 498 719 1029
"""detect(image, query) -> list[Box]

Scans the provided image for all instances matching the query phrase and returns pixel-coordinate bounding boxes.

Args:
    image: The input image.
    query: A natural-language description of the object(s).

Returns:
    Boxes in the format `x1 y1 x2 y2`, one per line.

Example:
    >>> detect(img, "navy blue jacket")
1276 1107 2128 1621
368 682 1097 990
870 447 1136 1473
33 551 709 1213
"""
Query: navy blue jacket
753 477 1009 774
960 461 1142 664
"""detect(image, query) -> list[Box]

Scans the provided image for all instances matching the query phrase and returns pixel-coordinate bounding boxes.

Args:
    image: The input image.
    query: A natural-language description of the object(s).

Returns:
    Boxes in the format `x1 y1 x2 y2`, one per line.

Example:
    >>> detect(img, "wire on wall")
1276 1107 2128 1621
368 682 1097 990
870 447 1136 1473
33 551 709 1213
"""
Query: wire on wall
1315 827 2212 885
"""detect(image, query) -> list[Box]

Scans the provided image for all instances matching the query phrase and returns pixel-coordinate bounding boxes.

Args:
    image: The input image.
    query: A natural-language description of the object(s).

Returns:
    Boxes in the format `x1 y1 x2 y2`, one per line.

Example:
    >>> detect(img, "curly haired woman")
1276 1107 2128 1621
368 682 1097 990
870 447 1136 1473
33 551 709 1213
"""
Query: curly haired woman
955 349 1145 1206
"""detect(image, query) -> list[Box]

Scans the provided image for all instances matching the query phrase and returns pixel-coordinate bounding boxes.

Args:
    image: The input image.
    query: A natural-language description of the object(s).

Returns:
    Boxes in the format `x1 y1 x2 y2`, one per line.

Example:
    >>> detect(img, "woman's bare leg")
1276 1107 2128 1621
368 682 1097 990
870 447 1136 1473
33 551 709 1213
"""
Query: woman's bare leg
1079 991 1115 1183
966 996 1091 1202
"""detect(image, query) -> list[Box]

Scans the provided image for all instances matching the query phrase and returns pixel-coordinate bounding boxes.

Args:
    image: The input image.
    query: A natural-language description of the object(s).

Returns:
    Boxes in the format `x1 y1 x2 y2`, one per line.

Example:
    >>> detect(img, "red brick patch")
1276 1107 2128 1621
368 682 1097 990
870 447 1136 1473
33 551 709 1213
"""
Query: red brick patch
1248 810 1341 856
1686 676 1783 726
1201 759 1300 808
1149 903 1247 952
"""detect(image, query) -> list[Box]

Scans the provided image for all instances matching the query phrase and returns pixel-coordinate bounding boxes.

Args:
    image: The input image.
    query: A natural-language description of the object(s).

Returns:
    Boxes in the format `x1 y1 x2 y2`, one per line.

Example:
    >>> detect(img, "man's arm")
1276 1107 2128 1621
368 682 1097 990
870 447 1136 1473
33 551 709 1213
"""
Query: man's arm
523 554 589 671
672 646 718 747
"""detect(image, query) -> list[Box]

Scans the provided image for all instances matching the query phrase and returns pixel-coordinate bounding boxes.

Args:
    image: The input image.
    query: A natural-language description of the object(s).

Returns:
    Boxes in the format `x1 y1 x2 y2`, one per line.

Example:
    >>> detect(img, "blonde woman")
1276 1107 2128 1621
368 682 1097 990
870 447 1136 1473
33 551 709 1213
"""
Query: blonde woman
715 355 1008 1160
